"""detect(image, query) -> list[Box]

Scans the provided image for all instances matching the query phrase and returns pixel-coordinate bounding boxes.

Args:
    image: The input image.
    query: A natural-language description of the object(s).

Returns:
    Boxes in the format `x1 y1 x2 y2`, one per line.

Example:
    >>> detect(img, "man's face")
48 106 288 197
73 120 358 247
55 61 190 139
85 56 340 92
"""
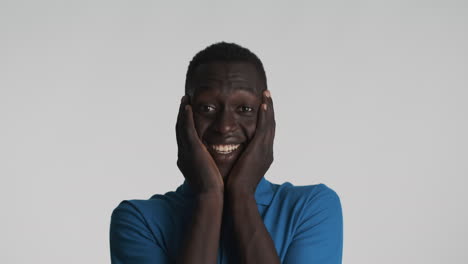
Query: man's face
188 61 265 180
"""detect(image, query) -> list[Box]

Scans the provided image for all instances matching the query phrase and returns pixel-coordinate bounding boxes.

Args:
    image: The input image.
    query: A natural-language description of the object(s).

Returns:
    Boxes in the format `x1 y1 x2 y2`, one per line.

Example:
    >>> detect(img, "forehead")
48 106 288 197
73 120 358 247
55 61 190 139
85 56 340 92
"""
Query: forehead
191 61 264 97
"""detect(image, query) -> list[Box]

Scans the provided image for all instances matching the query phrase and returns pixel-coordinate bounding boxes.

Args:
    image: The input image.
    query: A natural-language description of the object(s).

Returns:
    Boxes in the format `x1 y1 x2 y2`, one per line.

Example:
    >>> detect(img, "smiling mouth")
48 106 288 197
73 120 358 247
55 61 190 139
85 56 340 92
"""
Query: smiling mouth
210 144 241 154
204 142 245 163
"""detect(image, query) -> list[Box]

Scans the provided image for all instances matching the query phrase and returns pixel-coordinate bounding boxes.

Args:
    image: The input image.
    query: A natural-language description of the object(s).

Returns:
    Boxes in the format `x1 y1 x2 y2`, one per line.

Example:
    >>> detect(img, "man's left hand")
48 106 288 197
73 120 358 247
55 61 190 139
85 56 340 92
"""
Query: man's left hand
225 89 276 195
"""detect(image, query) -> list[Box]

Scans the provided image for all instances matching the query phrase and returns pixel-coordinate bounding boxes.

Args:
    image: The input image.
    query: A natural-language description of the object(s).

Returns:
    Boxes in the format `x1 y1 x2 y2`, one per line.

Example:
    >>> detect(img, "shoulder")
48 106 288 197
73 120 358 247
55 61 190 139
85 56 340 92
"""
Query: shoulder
109 192 188 263
110 190 190 231
271 181 343 238
271 182 343 263
273 181 341 210
265 180 343 229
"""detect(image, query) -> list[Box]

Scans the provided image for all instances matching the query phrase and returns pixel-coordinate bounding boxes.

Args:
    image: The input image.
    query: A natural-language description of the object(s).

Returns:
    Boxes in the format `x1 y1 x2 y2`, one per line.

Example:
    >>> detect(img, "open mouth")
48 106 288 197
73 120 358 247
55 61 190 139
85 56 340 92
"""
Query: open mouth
204 142 245 163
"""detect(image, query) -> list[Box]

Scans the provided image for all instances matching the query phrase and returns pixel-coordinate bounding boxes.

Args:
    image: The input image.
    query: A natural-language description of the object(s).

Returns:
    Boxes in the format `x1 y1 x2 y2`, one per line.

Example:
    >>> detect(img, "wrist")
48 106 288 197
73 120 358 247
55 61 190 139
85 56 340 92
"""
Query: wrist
226 185 255 201
226 179 256 196
195 190 224 205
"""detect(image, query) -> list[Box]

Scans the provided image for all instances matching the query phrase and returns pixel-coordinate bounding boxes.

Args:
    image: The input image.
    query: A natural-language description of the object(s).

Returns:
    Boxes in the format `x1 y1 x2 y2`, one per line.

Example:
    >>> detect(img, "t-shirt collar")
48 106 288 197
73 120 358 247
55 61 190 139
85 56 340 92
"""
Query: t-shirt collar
176 177 274 206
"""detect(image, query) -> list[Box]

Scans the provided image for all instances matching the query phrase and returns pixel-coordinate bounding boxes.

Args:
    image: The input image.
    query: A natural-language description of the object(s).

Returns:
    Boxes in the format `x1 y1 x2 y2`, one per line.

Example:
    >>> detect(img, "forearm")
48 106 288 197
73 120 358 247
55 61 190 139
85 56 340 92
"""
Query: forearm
227 190 281 264
176 192 224 264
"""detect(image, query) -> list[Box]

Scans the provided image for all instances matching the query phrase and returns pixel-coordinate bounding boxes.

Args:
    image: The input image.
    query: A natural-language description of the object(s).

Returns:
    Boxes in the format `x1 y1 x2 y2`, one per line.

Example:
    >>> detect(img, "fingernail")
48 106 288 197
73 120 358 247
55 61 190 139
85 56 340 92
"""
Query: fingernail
265 90 271 98
263 103 267 110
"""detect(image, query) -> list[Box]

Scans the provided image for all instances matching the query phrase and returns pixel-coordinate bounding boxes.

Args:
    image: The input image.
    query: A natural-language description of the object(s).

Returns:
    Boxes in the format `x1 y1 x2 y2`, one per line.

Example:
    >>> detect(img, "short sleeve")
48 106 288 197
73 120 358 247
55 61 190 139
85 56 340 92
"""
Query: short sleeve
283 185 343 264
110 201 170 264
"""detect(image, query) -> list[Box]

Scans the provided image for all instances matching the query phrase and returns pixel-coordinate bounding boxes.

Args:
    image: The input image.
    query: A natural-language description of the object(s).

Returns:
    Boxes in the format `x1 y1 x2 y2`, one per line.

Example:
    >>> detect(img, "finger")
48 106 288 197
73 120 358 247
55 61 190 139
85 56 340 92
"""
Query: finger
177 95 195 149
176 95 187 147
183 100 203 149
264 89 276 139
251 90 269 144
264 89 275 120
262 90 275 145
265 89 273 106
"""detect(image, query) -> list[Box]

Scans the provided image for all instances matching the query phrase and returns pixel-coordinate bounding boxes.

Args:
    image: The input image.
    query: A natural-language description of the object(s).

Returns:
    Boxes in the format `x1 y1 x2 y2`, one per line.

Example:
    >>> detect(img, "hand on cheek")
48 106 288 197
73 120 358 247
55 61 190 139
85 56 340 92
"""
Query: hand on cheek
226 89 276 195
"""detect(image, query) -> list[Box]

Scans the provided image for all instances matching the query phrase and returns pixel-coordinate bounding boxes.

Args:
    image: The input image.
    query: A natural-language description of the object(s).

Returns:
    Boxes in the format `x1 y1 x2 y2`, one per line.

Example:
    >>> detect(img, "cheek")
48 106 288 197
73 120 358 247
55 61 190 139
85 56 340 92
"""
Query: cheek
193 114 209 139
243 118 258 140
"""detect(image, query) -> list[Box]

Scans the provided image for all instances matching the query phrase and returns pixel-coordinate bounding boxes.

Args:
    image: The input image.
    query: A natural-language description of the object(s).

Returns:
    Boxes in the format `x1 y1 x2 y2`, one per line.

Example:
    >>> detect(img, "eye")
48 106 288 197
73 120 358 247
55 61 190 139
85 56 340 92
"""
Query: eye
239 106 254 113
200 105 215 113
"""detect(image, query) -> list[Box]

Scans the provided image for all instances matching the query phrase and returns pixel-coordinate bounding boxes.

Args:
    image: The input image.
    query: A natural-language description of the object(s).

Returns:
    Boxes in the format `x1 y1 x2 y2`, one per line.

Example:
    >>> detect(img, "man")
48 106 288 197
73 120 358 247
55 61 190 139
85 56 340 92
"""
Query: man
110 42 343 264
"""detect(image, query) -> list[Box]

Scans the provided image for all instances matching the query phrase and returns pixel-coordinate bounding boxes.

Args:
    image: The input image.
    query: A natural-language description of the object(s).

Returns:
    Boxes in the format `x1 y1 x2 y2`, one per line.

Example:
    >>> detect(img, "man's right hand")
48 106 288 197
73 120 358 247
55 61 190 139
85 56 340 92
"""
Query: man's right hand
175 95 224 195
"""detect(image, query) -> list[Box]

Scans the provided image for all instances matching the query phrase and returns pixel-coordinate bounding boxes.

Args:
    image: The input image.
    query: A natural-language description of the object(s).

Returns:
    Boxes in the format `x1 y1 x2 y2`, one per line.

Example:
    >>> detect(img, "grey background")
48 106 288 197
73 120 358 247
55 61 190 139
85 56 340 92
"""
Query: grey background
1 0 467 263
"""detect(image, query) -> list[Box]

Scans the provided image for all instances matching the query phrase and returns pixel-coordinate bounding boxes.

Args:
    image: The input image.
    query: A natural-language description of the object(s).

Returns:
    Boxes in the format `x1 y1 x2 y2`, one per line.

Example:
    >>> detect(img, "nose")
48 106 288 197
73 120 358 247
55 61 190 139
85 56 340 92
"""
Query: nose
213 109 238 135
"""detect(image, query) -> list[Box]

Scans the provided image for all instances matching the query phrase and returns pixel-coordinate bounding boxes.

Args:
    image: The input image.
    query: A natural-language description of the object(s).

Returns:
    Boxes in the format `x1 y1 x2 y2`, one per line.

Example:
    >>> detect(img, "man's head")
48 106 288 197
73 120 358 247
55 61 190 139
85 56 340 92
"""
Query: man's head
185 42 268 179
185 42 267 97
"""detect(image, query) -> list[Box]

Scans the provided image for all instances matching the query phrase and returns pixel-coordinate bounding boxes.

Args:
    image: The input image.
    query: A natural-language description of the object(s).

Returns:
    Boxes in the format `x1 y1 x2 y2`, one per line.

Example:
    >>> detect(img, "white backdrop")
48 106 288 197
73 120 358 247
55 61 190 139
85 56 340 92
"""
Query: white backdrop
1 1 467 263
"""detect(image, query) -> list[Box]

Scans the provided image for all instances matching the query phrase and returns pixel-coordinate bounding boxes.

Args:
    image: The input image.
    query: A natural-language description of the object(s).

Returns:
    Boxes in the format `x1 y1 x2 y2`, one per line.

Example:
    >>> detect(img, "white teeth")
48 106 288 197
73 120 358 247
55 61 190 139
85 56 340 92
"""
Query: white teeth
210 144 240 153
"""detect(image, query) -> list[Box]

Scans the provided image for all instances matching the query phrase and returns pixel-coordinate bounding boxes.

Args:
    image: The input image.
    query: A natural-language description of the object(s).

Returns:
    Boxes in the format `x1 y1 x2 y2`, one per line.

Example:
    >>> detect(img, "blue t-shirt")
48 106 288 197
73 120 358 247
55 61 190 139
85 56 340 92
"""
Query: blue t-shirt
110 177 343 263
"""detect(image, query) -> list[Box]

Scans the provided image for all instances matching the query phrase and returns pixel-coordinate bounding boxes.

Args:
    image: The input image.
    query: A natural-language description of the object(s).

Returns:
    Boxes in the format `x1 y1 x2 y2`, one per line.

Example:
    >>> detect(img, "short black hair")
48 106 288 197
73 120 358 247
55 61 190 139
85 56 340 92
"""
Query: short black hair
185 42 267 96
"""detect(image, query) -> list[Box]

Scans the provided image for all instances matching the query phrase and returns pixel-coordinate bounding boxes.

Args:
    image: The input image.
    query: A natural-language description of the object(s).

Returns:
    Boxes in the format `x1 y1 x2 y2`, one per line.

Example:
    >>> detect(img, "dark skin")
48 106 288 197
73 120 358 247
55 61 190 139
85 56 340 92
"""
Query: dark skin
175 61 279 264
